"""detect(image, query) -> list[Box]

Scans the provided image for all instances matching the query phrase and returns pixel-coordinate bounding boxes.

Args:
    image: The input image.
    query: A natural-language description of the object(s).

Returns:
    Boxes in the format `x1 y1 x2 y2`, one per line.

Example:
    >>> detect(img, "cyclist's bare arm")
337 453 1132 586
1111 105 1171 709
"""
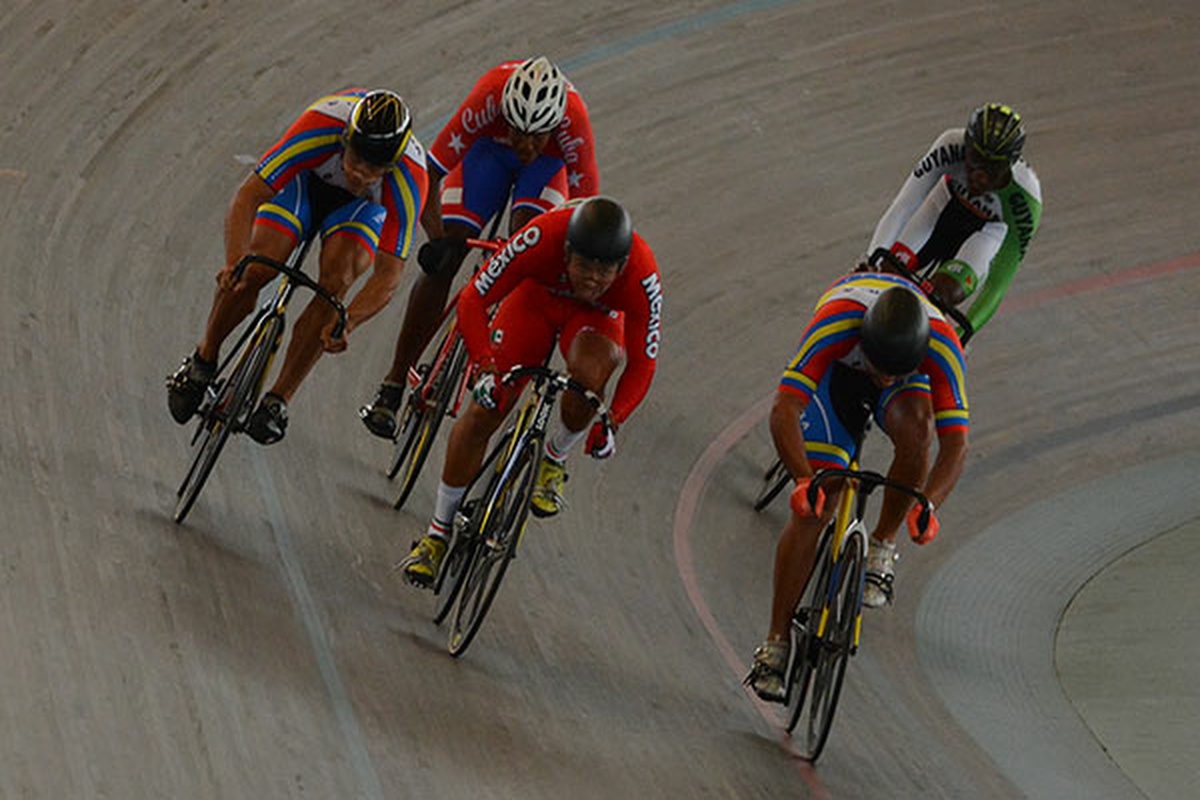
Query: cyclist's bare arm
420 170 446 240
926 428 968 507
219 173 276 289
769 389 813 482
326 250 406 348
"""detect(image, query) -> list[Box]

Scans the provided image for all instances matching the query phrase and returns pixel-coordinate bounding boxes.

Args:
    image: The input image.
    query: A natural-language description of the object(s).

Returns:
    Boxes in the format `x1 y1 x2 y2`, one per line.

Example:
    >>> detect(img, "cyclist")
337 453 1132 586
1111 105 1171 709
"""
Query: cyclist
397 197 662 586
166 89 429 445
745 273 968 703
360 56 600 439
868 103 1043 335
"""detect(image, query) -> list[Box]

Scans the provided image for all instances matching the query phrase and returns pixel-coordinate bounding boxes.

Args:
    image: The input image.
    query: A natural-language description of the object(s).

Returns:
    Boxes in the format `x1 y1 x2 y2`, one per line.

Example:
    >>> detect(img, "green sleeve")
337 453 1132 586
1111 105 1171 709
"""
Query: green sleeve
967 183 1043 332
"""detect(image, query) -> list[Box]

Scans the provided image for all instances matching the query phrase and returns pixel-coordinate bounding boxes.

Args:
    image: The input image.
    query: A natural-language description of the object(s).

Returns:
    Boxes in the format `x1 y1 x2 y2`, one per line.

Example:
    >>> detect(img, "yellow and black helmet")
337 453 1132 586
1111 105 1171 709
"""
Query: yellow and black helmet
345 90 412 167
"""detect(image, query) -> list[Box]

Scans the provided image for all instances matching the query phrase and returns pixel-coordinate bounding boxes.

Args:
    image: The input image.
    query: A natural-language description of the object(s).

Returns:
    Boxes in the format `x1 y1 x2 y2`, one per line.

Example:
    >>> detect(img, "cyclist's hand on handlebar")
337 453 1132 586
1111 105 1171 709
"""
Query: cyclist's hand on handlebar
585 420 616 459
471 369 500 410
907 502 939 545
418 237 469 276
216 264 241 292
320 320 348 353
789 477 825 518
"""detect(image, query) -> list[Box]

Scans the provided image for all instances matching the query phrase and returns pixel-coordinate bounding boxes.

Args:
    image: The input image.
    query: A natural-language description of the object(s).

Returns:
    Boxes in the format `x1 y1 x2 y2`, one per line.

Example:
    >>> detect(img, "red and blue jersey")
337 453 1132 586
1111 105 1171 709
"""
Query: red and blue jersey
426 62 599 199
254 89 429 259
781 272 969 436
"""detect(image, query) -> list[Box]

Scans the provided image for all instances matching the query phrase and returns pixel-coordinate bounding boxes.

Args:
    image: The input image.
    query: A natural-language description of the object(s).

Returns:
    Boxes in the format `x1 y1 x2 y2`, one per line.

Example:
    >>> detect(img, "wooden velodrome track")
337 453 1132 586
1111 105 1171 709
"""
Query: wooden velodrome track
2 1 1198 797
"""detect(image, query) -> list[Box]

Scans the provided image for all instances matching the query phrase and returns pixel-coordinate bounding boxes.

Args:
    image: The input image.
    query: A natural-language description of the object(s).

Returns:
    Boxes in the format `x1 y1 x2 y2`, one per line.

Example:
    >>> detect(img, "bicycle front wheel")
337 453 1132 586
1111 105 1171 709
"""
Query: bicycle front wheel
390 338 466 509
796 530 865 761
753 459 791 512
173 315 281 523
432 430 511 625
447 435 541 657
785 524 834 732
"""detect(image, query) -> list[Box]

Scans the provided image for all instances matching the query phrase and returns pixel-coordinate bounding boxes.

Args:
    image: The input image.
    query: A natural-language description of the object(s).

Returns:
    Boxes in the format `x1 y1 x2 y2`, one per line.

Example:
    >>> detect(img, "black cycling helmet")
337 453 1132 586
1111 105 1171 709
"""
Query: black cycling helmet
965 103 1025 164
860 287 931 376
345 90 412 167
566 197 633 264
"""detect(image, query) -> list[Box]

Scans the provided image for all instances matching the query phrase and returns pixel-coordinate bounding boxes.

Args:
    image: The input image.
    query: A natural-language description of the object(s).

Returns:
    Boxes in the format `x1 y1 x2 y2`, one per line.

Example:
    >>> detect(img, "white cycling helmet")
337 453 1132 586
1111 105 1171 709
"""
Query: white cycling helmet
501 56 567 134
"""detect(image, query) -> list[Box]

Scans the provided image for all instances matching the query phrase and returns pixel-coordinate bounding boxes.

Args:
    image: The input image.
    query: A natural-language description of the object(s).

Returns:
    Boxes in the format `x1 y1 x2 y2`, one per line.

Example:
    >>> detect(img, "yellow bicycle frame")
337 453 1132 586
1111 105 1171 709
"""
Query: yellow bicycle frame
815 461 863 648
474 383 541 543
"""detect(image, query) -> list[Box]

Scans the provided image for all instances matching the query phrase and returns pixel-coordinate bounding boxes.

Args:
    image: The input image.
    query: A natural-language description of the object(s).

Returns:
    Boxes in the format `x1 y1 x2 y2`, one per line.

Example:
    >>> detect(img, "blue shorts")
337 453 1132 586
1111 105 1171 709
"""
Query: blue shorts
801 364 932 469
439 138 569 232
255 172 387 256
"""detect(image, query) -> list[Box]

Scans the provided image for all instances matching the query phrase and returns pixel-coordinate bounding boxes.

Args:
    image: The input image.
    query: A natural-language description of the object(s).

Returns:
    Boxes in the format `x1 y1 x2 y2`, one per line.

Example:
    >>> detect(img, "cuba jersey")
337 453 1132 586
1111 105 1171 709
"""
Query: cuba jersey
426 62 600 199
456 206 661 425
781 272 969 436
254 89 429 259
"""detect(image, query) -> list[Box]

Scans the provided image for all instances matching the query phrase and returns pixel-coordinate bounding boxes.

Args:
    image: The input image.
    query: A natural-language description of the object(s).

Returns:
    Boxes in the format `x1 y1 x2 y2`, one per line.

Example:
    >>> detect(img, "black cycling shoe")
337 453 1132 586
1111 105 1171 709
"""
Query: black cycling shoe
359 382 405 440
166 351 216 424
246 393 288 445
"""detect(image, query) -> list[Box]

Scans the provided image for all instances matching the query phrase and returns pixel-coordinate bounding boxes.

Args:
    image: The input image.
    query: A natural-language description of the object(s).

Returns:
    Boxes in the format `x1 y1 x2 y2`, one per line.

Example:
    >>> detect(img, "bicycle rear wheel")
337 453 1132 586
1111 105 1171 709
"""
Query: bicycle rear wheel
785 524 834 732
795 531 865 761
447 434 541 657
173 315 281 523
753 459 791 512
389 336 466 509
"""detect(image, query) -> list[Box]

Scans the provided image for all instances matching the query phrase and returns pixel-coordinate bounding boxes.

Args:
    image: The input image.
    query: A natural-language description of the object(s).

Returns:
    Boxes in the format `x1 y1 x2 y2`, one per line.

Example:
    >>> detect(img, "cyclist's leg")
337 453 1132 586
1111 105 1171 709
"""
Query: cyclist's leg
382 141 515 386
266 199 384 404
196 175 310 364
169 184 297 423
549 308 623 458
748 373 856 700
402 283 555 583
872 378 935 546
507 157 568 235
196 222 292 366
859 377 935 605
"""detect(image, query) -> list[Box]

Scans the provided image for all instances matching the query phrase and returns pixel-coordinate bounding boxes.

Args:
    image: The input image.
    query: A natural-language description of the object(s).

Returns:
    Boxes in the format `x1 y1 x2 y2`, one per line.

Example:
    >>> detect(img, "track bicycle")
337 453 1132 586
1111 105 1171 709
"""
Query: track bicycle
426 364 611 658
778 459 932 762
384 237 504 509
752 248 974 512
172 236 347 523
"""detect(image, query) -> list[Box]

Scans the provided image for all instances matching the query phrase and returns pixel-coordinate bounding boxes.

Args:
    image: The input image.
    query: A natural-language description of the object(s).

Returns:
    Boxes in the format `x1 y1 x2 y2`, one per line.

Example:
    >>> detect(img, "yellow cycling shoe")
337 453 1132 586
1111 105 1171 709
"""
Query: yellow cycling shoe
398 535 447 588
530 458 568 518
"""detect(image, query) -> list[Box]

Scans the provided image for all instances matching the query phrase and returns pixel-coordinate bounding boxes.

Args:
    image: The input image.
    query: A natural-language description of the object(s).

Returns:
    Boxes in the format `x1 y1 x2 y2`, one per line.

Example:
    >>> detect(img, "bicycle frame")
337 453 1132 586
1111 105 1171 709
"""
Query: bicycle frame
477 365 610 542
807 464 933 648
814 470 866 650
387 238 505 504
437 364 612 657
174 233 347 523
780 425 933 759
406 237 503 419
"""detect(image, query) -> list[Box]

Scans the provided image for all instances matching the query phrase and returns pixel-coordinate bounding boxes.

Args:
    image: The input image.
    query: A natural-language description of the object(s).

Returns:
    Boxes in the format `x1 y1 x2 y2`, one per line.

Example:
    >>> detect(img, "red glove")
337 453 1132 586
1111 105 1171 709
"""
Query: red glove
789 478 825 518
889 242 919 270
907 502 939 545
585 420 616 459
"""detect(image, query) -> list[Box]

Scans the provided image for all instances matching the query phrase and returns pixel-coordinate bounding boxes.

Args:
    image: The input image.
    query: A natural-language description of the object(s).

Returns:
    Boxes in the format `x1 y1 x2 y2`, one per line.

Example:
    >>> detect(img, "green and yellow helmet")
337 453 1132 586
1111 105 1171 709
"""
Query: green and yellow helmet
965 103 1025 164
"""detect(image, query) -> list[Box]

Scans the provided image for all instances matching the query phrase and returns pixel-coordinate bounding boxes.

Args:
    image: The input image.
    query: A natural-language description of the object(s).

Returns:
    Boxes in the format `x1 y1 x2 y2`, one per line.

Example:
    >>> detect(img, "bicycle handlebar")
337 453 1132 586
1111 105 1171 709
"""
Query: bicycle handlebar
465 237 504 254
232 253 349 340
498 364 613 431
807 467 933 535
868 248 975 345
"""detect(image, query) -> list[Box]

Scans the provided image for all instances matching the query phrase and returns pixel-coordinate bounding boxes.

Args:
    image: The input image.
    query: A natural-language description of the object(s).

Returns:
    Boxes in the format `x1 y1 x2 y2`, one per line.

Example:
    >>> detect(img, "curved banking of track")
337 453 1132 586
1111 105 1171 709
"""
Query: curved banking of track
2 1 1198 797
